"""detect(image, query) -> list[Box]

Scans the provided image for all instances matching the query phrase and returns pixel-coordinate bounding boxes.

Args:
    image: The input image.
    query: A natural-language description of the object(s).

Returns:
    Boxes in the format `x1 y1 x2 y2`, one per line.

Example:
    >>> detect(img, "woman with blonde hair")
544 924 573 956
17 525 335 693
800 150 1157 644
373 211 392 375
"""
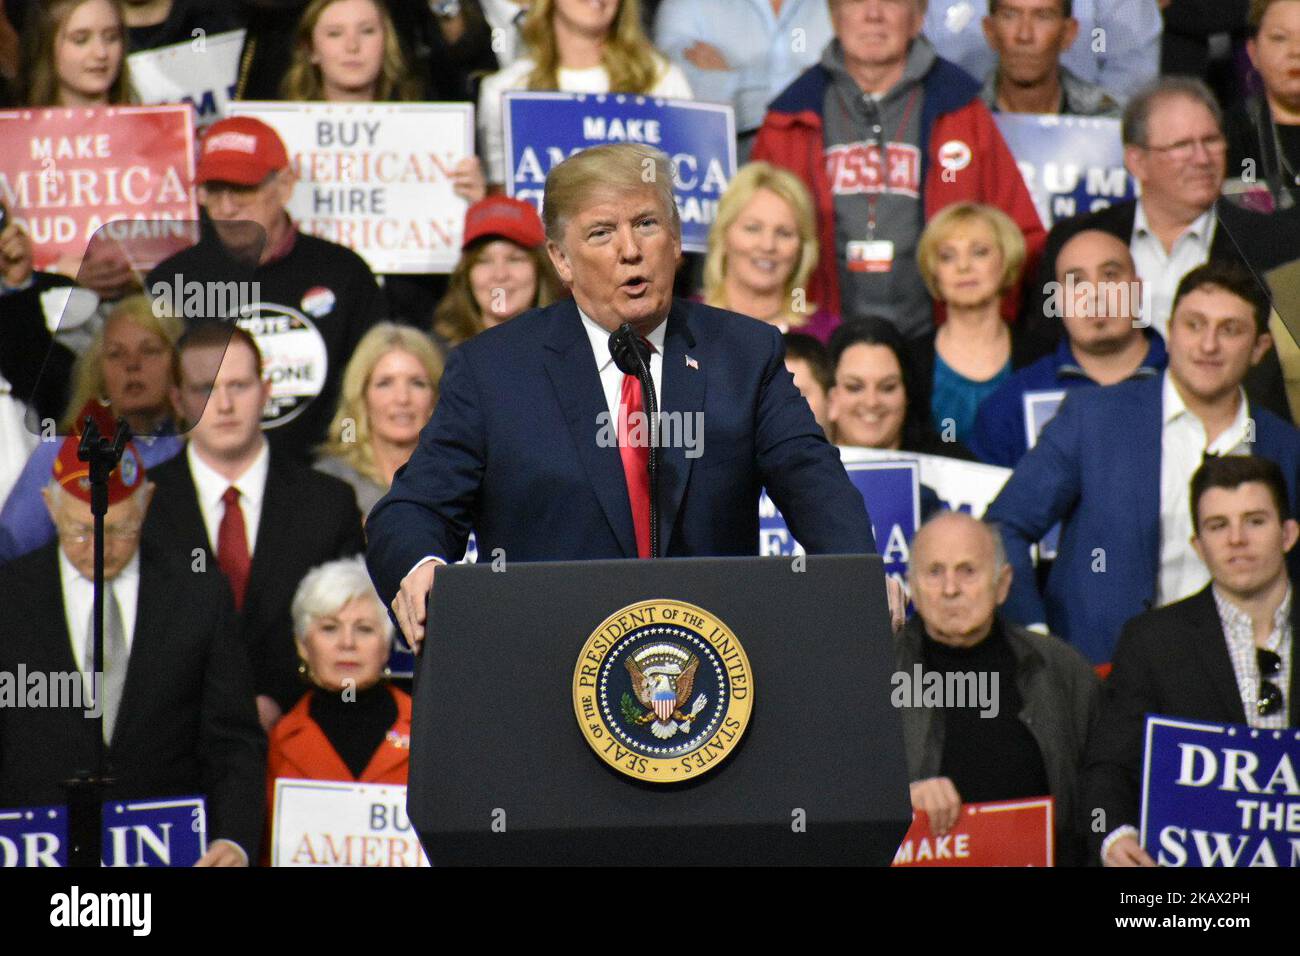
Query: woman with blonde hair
19 0 132 106
702 162 837 341
0 294 183 561
431 195 560 351
316 322 444 515
914 201 1034 447
477 0 693 185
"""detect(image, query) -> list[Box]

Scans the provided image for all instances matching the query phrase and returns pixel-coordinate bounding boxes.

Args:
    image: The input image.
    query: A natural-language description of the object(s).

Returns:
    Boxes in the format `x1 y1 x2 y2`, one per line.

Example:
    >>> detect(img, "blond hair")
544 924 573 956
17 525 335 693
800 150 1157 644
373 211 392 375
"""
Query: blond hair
20 0 133 107
522 0 662 93
702 162 819 319
319 323 444 487
280 0 421 102
61 295 183 432
543 143 680 245
916 202 1027 301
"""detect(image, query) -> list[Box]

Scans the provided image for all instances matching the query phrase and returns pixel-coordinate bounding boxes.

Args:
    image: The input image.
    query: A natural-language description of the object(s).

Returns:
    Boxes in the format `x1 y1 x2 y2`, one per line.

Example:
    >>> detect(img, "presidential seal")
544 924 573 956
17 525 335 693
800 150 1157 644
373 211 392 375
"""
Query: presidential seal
572 599 753 783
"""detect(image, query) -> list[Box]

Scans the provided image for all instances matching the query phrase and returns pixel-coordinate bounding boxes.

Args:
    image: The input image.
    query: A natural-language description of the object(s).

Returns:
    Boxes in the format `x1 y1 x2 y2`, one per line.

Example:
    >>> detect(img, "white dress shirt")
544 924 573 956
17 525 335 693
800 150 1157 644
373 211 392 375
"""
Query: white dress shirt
410 308 668 575
579 306 666 425
477 0 530 70
1157 373 1253 606
1130 201 1217 338
60 548 139 676
187 440 270 555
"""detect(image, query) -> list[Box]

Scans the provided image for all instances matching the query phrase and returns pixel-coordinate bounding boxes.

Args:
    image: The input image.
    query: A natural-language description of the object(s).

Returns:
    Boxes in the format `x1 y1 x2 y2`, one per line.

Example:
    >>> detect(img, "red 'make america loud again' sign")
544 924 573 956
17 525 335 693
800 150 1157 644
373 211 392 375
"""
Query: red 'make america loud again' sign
0 105 197 274
892 797 1055 867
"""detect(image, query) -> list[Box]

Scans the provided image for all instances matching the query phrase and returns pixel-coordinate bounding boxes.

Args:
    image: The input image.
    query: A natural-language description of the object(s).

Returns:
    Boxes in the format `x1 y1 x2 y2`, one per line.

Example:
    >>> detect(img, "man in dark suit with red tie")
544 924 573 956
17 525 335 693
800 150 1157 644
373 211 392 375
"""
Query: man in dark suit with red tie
367 143 898 651
142 324 364 730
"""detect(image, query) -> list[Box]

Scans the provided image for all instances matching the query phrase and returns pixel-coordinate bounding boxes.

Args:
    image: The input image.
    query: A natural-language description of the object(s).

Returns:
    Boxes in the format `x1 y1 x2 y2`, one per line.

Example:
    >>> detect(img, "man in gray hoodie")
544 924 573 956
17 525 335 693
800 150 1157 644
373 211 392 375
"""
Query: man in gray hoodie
754 0 1045 339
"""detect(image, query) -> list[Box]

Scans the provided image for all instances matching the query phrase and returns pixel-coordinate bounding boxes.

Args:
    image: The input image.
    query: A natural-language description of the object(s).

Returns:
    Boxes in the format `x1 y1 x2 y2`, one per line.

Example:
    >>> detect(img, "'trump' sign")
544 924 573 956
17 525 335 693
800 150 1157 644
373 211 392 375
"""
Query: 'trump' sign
994 114 1134 227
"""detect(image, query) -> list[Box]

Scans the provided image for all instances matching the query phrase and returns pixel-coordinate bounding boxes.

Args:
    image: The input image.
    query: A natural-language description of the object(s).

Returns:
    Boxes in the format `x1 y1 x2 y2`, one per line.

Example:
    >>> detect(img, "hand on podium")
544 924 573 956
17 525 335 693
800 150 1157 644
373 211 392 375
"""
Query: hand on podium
393 560 439 654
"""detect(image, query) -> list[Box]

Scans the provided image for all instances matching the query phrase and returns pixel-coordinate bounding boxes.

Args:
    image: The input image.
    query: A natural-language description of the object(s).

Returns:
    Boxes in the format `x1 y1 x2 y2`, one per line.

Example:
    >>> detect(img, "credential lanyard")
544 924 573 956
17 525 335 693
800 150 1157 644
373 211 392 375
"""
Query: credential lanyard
833 84 921 238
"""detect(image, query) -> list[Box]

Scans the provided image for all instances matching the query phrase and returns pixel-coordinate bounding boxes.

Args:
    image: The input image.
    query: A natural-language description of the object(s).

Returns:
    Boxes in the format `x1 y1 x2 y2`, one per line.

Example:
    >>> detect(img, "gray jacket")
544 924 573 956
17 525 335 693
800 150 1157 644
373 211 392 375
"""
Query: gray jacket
894 614 1101 863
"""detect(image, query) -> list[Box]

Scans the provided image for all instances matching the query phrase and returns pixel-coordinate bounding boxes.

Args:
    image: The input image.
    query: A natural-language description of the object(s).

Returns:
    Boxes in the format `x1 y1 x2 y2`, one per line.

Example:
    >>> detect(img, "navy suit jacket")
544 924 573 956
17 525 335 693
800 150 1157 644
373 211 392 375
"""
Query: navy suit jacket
366 297 876 605
985 374 1300 664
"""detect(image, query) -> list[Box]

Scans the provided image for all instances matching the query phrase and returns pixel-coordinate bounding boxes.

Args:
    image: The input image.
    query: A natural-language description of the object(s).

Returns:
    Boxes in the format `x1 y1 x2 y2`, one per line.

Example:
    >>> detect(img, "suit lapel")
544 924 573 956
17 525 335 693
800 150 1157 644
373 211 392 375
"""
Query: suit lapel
541 300 637 557
111 549 167 749
245 458 289 611
657 300 704 555
164 454 212 550
1187 588 1249 723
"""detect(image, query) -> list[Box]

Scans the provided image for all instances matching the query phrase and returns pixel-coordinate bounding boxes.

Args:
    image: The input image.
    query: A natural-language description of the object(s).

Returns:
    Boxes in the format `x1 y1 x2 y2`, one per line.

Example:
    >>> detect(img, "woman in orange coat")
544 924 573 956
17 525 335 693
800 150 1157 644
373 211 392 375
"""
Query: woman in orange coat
266 556 412 844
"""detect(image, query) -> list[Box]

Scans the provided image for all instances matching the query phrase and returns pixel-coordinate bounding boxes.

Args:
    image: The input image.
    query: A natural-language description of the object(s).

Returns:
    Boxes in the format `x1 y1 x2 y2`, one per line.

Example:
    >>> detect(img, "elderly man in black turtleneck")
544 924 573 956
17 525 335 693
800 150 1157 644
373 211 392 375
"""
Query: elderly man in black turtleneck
894 510 1099 865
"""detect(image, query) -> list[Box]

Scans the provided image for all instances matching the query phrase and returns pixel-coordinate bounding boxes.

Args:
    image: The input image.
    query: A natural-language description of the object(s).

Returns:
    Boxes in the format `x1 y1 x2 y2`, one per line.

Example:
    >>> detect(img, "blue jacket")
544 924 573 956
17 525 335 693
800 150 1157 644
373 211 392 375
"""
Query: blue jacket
970 333 1167 468
985 375 1300 664
365 298 876 608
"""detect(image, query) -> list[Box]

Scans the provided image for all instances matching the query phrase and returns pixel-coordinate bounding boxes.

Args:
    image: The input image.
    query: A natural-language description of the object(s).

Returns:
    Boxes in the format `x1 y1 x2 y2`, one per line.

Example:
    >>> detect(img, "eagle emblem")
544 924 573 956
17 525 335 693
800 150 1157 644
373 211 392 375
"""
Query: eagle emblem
622 643 708 739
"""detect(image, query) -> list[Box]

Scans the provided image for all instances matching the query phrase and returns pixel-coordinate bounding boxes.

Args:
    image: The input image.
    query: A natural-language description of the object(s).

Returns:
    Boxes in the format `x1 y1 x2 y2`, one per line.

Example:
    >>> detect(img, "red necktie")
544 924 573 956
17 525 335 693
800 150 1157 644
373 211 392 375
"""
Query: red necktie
217 485 251 611
617 342 654 559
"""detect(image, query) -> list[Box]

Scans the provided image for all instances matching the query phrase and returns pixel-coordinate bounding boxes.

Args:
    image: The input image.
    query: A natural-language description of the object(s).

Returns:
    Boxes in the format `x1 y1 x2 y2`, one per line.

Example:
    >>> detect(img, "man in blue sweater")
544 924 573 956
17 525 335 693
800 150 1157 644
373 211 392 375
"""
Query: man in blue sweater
971 229 1167 467
986 260 1300 664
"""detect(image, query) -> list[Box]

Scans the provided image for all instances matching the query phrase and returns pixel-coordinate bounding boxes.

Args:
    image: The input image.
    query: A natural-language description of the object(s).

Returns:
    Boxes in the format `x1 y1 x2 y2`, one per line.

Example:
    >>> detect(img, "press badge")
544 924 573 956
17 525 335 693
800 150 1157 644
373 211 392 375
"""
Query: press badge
847 239 895 273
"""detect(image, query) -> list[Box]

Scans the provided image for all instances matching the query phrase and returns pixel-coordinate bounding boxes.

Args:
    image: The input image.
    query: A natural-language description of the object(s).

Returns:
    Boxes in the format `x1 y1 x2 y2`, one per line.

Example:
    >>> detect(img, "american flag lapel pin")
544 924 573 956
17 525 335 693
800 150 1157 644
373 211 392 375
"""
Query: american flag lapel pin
685 355 699 370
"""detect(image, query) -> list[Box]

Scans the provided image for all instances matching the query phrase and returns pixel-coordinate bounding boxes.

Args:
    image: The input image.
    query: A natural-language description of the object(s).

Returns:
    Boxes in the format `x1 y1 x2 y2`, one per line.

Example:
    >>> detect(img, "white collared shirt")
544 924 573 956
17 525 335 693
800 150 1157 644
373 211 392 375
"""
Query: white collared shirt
60 548 139 676
1130 201 1217 338
578 306 667 425
408 308 669 576
186 440 270 556
476 0 530 69
1157 372 1253 606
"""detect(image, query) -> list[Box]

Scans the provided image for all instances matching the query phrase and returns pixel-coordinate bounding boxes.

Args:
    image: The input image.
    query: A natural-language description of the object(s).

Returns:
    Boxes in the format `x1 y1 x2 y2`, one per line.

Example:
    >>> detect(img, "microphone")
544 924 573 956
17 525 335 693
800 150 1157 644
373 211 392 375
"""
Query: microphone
609 323 659 559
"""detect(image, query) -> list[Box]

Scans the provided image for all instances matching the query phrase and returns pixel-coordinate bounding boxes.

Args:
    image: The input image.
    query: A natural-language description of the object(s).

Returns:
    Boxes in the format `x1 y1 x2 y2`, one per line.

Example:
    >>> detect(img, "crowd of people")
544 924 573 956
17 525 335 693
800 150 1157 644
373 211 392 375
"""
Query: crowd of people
0 0 1297 867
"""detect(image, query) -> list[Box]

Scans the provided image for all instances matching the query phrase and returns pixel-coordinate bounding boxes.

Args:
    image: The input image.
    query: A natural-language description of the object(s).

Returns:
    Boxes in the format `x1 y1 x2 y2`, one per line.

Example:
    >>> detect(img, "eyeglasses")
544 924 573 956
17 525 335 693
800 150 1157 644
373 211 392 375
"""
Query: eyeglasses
57 521 143 545
1256 647 1284 717
1142 135 1228 162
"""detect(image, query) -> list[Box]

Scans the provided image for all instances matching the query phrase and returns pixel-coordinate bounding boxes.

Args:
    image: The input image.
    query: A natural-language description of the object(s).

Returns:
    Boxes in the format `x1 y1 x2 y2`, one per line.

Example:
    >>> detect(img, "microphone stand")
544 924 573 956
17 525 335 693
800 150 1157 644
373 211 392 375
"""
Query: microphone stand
63 415 130 867
610 324 659 558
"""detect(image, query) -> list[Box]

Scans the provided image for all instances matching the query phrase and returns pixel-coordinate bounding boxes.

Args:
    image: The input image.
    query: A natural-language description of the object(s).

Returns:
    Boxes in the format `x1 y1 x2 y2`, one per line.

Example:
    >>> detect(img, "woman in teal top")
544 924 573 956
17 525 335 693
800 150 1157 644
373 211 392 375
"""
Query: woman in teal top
915 202 1028 446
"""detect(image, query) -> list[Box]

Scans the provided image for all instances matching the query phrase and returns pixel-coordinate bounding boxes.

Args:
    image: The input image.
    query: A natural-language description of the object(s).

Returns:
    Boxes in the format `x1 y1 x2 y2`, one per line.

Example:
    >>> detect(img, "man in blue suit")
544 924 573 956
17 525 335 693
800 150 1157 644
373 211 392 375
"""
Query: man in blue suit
367 144 887 650
986 260 1300 664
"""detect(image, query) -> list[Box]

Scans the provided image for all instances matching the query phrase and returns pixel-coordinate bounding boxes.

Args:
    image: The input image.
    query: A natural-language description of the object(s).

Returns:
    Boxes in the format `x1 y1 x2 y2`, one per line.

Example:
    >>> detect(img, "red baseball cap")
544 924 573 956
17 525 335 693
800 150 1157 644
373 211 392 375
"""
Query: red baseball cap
52 434 147 507
195 116 289 186
462 196 545 250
